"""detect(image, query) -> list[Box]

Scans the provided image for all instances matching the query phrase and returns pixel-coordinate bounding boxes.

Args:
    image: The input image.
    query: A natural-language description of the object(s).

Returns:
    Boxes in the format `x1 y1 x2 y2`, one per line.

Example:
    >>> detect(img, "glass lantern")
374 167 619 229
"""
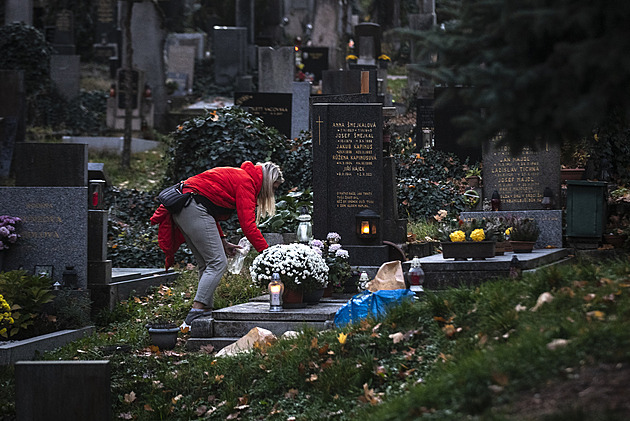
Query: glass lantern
268 273 284 312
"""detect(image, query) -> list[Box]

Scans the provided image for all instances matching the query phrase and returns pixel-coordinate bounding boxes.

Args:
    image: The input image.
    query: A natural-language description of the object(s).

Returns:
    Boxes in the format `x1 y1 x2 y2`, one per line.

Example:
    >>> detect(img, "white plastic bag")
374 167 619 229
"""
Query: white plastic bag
227 237 251 274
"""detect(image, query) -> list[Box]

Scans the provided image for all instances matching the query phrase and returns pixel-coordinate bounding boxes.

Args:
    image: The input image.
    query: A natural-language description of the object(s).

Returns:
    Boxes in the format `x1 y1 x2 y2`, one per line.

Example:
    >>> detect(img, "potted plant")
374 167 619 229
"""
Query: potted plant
145 318 180 350
465 165 482 188
439 218 496 261
407 211 444 257
255 190 313 245
485 217 512 255
0 215 22 271
250 244 329 308
310 233 352 297
506 218 540 253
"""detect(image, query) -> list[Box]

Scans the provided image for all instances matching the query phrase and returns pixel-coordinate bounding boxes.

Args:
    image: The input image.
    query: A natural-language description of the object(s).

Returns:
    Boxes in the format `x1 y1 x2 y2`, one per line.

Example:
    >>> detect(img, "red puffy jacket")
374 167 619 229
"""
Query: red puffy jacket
150 161 269 269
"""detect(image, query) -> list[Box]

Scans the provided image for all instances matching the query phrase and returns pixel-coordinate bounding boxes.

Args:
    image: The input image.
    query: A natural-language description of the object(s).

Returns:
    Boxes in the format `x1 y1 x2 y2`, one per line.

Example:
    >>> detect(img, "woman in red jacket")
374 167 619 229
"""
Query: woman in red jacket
154 161 284 330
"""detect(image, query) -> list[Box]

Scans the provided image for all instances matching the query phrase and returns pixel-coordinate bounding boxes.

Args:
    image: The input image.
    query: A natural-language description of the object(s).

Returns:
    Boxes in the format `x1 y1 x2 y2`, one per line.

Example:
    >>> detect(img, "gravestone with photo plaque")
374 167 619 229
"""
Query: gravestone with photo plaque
301 47 329 84
312 102 388 267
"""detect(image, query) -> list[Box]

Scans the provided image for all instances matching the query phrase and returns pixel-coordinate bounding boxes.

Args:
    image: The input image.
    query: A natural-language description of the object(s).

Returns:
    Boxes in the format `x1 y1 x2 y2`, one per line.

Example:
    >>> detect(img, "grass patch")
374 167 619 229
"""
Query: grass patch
3 255 629 419
89 146 168 191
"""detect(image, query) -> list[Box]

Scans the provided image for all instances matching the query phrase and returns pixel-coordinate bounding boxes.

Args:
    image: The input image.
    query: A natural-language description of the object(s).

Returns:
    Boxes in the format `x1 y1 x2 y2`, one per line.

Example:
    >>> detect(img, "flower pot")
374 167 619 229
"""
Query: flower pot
282 288 306 309
147 326 180 350
509 240 536 253
603 234 627 248
494 241 512 256
561 168 585 183
465 175 481 188
303 288 325 305
441 241 496 261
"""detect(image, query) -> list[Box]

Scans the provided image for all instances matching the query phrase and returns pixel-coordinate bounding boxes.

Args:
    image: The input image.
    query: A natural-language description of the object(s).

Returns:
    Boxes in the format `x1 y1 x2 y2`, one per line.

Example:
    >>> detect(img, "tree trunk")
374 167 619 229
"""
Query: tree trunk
121 0 134 169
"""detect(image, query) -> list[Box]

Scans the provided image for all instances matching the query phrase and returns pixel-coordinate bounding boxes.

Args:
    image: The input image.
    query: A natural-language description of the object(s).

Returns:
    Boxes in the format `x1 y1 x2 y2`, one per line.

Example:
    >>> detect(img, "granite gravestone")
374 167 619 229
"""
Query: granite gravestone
0 143 89 288
433 86 482 163
301 47 329 83
354 22 381 66
234 92 292 138
312 102 388 266
482 135 561 211
4 0 33 25
15 361 110 421
291 82 310 139
322 69 378 100
51 54 81 100
94 0 118 44
213 27 248 86
167 45 196 94
49 9 75 55
258 46 295 94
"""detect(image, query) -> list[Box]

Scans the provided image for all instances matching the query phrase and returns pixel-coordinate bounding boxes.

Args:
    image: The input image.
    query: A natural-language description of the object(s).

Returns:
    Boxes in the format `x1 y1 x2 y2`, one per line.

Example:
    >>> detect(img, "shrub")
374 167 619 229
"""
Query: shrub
163 107 289 186
282 131 313 191
0 270 55 339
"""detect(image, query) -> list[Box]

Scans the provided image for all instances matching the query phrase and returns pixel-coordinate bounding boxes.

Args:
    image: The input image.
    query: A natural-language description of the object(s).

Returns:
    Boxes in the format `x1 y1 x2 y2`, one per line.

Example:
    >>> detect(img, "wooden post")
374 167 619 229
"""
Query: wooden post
361 71 370 94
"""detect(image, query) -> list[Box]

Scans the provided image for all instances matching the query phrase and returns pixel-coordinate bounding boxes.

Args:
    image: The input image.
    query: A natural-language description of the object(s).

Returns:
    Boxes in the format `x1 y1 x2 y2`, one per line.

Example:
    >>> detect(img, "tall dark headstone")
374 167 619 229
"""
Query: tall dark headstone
213 27 248 86
301 47 329 84
13 143 87 187
322 69 378 100
482 135 561 211
312 103 388 266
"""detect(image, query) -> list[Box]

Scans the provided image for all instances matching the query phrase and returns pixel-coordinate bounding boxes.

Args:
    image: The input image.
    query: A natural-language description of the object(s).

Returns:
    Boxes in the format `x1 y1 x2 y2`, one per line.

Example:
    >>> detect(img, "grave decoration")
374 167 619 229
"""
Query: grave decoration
439 218 496 261
506 217 540 253
310 233 352 295
250 244 329 308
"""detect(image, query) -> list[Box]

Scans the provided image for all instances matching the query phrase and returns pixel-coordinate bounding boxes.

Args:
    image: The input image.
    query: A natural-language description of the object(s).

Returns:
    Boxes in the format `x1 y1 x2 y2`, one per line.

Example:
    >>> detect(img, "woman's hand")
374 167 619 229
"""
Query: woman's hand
222 238 241 257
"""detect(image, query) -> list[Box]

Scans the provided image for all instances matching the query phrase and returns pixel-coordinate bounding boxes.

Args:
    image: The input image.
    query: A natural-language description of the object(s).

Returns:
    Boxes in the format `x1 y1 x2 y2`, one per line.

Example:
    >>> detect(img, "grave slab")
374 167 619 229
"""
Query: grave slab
15 360 110 421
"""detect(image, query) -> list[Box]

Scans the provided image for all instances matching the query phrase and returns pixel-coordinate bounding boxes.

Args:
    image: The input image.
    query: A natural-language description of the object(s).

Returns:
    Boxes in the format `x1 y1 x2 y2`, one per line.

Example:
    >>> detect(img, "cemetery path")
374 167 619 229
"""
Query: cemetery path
498 362 630 419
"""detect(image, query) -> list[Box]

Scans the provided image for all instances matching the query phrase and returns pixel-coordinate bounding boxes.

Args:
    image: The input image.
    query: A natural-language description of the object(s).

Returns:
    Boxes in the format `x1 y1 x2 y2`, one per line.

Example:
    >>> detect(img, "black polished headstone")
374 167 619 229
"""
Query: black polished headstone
234 92 292 138
312 102 388 266
322 69 378 100
13 143 87 187
301 47 329 83
15 361 111 421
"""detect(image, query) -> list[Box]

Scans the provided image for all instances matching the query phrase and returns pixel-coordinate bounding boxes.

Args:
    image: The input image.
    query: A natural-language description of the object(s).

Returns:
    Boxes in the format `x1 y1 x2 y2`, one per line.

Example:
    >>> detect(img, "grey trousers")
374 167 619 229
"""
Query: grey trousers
172 198 227 308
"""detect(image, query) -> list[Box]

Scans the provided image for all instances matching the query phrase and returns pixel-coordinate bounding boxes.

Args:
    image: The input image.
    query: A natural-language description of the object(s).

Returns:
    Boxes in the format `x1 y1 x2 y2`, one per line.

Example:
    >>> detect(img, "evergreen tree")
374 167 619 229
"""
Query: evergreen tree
407 0 630 155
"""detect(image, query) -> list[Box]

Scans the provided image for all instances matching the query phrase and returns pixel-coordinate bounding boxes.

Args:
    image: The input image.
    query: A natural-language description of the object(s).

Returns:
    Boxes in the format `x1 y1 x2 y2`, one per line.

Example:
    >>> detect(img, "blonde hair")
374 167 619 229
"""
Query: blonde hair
257 161 284 222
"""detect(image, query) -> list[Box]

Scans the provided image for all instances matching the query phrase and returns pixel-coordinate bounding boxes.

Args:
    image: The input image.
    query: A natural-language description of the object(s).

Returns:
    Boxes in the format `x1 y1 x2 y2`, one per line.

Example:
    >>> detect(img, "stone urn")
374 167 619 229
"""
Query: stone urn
146 322 180 350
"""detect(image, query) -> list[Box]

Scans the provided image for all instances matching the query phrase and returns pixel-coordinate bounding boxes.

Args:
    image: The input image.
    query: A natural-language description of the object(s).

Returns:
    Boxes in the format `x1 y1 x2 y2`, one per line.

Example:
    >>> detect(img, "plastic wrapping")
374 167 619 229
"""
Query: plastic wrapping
227 238 251 274
333 289 416 327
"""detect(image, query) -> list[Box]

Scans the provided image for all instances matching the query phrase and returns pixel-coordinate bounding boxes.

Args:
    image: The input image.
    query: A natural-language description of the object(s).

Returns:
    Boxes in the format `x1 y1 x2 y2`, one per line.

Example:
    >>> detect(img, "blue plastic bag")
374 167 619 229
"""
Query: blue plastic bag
334 289 416 327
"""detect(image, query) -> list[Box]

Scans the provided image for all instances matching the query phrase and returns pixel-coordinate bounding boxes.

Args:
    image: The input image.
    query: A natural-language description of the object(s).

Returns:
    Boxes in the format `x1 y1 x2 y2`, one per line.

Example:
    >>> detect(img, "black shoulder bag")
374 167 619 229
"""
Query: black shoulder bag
158 182 193 214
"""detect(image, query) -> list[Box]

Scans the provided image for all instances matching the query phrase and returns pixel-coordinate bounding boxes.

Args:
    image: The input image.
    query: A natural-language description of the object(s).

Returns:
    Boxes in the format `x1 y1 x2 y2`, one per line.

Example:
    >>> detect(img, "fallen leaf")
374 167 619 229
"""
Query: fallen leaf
306 373 318 382
215 374 225 383
285 388 299 399
318 343 330 355
172 394 183 404
531 292 554 311
389 332 404 343
583 293 596 302
338 332 348 345
586 310 605 321
321 358 334 370
358 383 382 405
547 338 570 350
515 304 527 312
195 405 208 416
603 293 616 303
234 404 249 410
491 372 509 386
310 337 318 349
442 324 456 338
144 404 154 411
226 412 240 420
118 412 133 420
237 395 248 406
488 385 504 393
124 391 136 404
200 344 214 353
